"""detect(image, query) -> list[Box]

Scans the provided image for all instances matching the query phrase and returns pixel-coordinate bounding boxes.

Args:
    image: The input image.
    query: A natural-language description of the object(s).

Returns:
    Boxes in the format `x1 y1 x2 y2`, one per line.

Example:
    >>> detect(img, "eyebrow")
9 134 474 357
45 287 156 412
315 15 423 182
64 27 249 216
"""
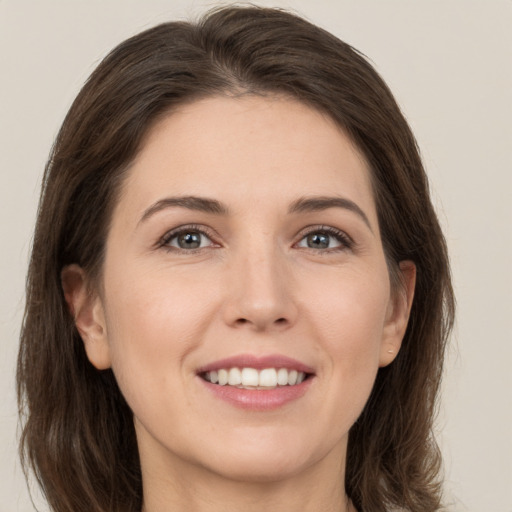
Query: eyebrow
139 194 372 231
288 196 372 231
139 196 229 224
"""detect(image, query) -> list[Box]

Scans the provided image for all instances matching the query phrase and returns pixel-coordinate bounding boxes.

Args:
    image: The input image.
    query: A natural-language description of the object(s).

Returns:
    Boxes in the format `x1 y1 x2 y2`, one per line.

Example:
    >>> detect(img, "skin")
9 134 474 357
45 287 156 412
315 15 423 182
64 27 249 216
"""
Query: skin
63 95 415 512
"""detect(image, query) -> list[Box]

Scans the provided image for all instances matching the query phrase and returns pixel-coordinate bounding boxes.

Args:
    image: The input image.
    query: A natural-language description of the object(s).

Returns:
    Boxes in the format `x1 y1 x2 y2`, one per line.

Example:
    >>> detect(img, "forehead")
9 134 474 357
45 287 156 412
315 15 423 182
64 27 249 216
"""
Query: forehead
116 95 376 222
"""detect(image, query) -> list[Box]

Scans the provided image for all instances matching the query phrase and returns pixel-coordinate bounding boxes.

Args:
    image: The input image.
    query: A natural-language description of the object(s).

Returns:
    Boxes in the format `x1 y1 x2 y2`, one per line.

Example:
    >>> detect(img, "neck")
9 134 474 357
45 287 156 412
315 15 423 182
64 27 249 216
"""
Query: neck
142 478 355 512
140 445 355 512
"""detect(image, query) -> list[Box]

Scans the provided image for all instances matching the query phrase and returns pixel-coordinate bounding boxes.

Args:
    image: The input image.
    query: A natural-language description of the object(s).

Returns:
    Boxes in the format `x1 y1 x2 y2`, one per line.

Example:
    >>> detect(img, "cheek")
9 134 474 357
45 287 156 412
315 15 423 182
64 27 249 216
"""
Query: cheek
105 259 219 338
302 264 390 397
101 263 221 403
304 262 390 344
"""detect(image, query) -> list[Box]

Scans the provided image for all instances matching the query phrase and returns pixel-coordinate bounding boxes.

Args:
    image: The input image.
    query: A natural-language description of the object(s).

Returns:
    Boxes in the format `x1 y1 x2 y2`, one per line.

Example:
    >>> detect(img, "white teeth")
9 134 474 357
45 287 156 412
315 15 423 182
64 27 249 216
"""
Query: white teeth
259 368 277 387
241 368 259 386
277 368 289 386
203 367 309 388
218 369 228 386
228 368 242 386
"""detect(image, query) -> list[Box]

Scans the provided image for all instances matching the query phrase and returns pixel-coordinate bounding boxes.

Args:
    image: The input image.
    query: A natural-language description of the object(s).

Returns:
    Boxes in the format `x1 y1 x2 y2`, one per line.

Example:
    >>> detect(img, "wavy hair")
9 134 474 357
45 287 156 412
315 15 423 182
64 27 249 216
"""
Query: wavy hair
17 6 454 512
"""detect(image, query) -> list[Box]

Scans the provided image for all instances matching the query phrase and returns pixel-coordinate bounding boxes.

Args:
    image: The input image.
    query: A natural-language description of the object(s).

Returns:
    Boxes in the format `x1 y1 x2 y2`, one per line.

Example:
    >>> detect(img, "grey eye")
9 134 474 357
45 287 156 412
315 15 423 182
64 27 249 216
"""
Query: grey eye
168 231 211 249
306 233 329 249
298 231 343 250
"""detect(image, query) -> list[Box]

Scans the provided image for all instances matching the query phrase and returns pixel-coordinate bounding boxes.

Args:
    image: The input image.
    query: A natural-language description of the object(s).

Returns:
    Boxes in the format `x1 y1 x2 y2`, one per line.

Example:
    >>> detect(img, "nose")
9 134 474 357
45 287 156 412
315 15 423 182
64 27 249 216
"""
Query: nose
222 244 298 332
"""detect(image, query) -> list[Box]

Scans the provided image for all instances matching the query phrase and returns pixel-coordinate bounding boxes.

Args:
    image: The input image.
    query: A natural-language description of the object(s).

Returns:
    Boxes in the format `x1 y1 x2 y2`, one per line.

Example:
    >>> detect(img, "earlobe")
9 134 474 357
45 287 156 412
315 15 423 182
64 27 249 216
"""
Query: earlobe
61 264 112 370
379 260 416 367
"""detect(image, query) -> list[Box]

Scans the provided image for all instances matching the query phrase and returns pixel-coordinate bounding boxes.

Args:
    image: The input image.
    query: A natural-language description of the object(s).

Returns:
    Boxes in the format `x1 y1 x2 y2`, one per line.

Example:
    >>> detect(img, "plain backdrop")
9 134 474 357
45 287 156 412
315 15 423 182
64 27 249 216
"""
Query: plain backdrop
1 1 511 511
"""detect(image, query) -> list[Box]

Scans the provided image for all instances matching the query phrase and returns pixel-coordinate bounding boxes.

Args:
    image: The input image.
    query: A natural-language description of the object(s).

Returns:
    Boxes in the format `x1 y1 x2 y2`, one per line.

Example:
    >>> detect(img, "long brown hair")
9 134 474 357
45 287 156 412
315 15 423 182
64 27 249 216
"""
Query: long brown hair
17 6 454 512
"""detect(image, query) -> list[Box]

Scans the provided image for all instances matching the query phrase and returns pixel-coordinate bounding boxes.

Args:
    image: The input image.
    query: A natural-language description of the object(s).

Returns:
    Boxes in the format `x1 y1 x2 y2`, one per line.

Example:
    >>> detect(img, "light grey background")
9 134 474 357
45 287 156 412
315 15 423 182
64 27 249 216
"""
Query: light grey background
1 1 511 511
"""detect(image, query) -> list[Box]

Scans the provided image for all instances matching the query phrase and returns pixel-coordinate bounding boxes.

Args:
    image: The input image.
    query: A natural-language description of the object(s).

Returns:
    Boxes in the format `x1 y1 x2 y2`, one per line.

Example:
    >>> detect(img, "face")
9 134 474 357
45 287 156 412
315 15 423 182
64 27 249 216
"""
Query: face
65 95 414 487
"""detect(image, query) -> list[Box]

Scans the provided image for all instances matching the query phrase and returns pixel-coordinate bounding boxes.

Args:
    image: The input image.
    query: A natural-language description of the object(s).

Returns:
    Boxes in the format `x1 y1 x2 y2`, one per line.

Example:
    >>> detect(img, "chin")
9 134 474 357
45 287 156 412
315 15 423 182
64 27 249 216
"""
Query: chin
205 452 311 484
194 429 334 484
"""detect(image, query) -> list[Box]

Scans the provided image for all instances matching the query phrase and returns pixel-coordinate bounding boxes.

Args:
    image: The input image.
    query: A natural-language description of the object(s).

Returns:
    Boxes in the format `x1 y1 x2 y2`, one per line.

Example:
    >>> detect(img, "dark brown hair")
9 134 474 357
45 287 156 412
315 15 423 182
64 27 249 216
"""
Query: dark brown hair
17 6 454 512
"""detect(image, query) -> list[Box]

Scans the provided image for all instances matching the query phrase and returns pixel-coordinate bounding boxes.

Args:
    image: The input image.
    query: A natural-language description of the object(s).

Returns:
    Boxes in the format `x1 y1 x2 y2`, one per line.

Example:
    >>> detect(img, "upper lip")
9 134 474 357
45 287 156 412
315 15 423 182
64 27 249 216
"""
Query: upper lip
197 354 315 374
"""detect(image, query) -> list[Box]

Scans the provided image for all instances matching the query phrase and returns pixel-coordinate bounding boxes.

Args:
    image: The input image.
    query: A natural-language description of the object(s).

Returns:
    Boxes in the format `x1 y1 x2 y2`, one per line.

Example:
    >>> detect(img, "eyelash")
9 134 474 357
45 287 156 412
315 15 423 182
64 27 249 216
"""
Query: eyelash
157 224 354 253
296 225 354 253
158 224 218 253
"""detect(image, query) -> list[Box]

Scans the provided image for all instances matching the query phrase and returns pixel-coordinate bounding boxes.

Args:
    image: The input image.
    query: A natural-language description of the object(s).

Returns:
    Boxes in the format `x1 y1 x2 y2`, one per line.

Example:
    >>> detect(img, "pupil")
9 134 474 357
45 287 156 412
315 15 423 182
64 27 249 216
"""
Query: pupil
178 232 201 249
308 233 329 249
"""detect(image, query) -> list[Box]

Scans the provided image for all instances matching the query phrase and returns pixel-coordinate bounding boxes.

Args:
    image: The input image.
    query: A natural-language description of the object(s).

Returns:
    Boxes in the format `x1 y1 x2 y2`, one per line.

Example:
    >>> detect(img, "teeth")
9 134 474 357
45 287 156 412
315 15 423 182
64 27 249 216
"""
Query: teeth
241 368 259 386
228 368 242 386
218 369 228 386
203 367 307 388
277 368 289 385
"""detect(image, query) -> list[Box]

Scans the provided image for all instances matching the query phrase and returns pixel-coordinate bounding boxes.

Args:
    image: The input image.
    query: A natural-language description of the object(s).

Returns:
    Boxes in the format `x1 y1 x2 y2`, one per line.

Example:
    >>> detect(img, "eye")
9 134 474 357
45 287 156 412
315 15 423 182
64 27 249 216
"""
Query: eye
296 227 352 251
160 226 216 251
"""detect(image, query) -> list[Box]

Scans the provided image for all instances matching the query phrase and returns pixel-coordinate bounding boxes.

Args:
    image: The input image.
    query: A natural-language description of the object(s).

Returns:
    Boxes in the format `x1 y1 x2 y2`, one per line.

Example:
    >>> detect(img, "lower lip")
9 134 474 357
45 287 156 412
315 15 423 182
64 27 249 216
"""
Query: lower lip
199 377 313 411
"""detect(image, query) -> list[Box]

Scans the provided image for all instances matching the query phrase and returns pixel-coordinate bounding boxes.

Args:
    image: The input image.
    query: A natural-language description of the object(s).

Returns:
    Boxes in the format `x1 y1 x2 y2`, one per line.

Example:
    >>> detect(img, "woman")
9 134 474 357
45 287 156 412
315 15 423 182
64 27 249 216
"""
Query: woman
17 6 454 512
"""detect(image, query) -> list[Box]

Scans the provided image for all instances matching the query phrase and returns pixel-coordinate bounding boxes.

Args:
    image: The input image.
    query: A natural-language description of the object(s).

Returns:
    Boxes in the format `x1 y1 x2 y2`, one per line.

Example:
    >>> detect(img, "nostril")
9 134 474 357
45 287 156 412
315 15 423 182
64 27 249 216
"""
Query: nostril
231 316 290 329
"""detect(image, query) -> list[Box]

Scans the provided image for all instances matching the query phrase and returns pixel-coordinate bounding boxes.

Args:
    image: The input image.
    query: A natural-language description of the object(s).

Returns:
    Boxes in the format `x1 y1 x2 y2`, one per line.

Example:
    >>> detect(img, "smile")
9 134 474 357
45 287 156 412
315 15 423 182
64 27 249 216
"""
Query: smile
201 367 308 389
197 355 315 410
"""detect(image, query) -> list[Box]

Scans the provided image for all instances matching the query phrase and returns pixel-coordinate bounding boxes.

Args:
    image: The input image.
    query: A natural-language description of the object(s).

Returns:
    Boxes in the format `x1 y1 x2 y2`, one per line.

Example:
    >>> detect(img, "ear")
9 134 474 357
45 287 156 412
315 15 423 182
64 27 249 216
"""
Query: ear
61 264 111 370
379 260 416 367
